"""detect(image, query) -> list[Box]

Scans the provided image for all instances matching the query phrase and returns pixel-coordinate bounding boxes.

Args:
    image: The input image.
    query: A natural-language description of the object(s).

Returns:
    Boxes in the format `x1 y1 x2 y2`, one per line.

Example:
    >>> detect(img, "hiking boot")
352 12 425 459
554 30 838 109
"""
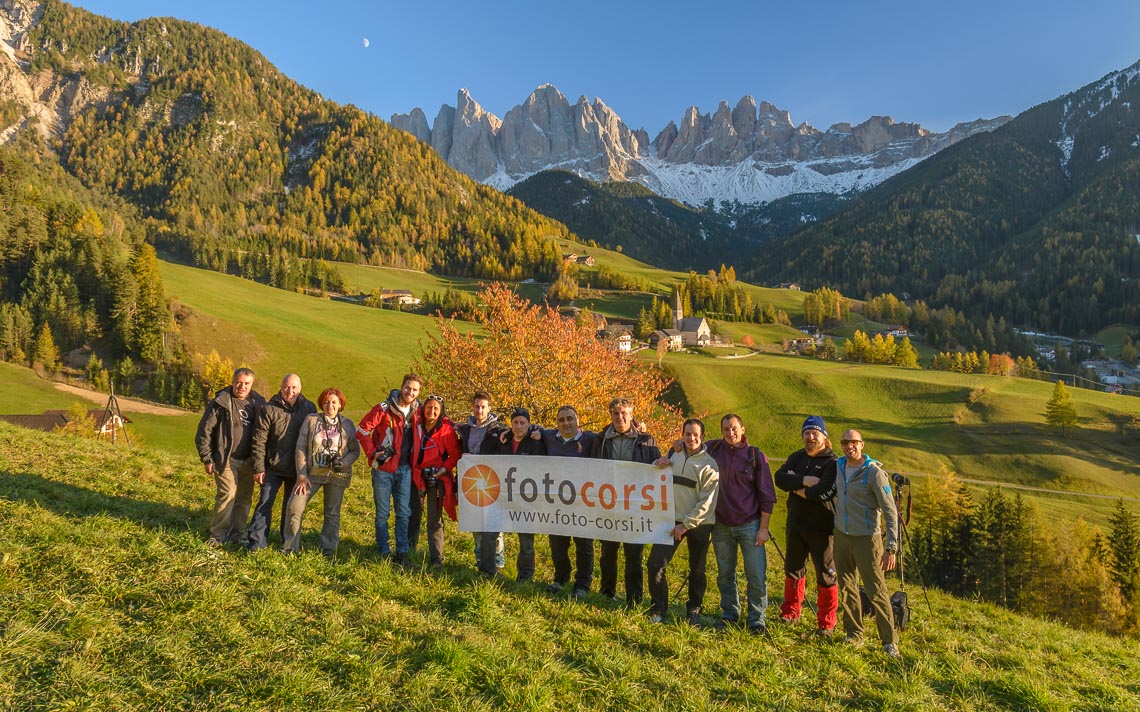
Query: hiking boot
814 627 834 638
884 643 901 659
392 552 410 568
205 537 224 549
748 624 768 636
687 609 703 628
779 614 801 624
648 613 665 625
572 587 589 601
845 635 864 648
546 582 563 595
713 618 730 633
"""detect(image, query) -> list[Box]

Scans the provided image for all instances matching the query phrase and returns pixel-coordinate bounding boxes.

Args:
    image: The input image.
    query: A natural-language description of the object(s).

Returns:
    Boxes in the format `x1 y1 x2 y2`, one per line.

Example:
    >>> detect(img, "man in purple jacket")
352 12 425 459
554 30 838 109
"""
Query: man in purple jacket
706 413 776 634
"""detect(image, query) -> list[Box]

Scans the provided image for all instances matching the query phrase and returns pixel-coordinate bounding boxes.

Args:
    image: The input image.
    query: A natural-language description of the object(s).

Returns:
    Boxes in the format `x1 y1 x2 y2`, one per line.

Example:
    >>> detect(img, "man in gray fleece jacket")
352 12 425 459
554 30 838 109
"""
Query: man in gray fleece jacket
804 428 900 657
647 418 719 625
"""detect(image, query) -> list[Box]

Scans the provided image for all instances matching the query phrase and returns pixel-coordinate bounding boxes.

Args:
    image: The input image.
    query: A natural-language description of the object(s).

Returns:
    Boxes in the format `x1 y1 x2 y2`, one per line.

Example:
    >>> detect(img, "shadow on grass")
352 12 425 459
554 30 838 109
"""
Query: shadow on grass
0 469 200 530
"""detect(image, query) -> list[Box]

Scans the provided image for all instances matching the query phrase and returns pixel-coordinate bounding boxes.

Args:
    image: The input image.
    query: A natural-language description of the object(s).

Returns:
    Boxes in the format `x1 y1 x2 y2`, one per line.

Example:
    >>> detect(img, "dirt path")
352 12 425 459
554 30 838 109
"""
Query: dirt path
53 383 188 416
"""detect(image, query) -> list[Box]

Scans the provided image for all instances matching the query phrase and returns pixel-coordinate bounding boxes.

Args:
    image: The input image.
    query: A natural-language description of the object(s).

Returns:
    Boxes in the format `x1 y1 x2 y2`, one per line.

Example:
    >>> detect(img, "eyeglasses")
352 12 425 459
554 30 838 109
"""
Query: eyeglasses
426 395 444 403
840 439 863 446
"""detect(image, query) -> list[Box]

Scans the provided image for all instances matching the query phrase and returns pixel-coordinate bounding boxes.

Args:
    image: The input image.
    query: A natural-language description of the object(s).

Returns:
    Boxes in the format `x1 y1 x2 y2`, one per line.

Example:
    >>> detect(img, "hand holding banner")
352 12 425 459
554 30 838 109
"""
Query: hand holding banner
456 455 674 545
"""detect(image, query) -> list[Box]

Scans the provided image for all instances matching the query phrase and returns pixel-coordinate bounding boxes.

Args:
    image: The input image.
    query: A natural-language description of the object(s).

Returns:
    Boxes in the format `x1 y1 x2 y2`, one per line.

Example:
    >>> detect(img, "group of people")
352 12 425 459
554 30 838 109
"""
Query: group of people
195 368 902 656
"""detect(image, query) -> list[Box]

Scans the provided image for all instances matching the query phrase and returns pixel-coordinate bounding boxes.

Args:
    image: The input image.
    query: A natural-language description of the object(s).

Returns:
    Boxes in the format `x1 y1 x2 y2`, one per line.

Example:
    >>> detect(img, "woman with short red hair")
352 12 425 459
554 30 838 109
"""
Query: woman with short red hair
286 387 361 556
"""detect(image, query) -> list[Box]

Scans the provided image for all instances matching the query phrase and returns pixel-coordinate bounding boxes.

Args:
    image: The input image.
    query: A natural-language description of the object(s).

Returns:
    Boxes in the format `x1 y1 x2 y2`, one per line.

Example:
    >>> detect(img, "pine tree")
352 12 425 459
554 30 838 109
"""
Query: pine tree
32 323 59 373
1108 500 1140 602
1045 380 1078 437
892 337 920 369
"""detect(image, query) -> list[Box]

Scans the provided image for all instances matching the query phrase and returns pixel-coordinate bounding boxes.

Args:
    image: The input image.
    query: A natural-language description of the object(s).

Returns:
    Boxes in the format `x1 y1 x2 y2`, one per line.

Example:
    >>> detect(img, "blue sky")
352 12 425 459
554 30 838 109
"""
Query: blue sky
72 0 1140 134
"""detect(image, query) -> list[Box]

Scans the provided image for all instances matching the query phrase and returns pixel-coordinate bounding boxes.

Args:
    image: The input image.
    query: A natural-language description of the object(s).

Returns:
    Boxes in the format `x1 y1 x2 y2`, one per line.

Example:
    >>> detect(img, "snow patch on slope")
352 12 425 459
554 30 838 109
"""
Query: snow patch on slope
1056 63 1140 175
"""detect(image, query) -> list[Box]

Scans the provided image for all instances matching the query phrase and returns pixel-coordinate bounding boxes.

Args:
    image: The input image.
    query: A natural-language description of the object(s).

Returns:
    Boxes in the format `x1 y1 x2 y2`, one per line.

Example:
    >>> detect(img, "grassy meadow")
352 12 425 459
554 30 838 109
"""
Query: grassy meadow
2 423 1140 710
2 261 1140 709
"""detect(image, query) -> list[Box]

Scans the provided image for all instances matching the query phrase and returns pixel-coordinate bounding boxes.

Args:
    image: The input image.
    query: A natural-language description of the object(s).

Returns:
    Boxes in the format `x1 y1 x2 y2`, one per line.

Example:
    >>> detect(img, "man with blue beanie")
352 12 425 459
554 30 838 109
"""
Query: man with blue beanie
774 415 839 635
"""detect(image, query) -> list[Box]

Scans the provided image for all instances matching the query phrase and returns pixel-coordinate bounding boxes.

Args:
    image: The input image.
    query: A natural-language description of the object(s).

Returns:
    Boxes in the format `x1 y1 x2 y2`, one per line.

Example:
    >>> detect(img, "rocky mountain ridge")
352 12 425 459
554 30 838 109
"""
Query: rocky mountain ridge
393 84 1010 206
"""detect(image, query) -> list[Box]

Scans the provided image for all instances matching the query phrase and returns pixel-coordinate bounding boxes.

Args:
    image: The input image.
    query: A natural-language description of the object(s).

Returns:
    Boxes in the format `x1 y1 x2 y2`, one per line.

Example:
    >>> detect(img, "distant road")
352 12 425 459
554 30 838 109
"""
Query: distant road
53 383 187 416
897 469 1140 503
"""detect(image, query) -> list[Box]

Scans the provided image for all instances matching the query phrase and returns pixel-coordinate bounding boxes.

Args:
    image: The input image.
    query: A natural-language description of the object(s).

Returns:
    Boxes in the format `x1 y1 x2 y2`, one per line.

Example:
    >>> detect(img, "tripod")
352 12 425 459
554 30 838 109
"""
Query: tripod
891 474 932 615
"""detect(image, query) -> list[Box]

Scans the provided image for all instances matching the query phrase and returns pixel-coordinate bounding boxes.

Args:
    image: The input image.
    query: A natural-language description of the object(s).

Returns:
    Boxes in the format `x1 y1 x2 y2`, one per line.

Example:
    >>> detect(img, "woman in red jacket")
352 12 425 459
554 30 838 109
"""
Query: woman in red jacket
412 394 461 567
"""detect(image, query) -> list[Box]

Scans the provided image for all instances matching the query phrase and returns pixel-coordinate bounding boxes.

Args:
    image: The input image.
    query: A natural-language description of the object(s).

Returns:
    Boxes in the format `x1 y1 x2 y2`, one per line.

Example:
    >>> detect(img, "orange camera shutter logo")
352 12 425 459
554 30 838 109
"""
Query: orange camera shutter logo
461 464 500 507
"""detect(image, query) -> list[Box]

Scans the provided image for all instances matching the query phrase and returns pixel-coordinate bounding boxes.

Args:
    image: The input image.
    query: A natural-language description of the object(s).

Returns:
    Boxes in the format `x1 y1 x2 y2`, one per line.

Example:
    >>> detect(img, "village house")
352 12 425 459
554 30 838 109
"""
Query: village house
600 324 633 352
650 329 685 352
378 289 422 306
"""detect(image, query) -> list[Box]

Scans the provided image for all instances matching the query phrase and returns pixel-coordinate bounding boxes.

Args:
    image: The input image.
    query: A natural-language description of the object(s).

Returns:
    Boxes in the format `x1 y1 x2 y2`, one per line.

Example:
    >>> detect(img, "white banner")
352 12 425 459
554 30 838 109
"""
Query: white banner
456 455 674 545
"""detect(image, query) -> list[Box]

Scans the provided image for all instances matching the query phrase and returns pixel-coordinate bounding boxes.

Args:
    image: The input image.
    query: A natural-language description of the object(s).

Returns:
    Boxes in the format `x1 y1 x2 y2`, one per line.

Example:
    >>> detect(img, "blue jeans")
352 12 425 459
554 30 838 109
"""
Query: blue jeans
474 532 505 570
372 464 412 555
246 472 293 551
712 519 768 628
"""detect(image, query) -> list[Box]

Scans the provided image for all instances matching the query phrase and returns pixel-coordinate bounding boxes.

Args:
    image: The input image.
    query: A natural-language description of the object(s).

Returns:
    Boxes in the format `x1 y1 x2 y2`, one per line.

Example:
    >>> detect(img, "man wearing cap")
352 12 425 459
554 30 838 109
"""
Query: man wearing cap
591 398 662 608
774 416 839 635
482 407 547 580
803 429 900 657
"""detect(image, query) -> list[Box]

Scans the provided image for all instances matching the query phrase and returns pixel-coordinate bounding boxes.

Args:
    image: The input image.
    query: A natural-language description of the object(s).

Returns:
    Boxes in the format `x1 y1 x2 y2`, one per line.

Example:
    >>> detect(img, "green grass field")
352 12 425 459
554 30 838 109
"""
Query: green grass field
1 423 1139 710
3 262 1140 708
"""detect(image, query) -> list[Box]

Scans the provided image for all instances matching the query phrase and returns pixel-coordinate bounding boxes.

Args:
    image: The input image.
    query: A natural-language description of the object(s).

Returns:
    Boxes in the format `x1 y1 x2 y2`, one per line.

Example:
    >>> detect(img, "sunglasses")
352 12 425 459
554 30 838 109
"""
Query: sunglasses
425 394 444 403
840 439 863 446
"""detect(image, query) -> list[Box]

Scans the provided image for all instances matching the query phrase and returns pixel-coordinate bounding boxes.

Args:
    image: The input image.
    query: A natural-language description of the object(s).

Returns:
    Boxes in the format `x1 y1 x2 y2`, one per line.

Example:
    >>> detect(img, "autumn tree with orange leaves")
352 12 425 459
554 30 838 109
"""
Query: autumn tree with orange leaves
418 283 681 438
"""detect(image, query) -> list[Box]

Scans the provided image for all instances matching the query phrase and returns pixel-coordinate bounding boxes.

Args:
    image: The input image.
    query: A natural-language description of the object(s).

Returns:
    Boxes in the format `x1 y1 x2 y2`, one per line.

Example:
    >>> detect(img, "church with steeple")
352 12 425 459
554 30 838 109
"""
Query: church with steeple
649 292 713 351
673 291 712 347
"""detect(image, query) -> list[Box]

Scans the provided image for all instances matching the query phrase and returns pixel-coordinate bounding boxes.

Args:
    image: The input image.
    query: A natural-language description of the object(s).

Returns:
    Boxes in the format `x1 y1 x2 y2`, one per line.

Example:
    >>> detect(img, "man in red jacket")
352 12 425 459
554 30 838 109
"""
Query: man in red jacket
356 373 421 567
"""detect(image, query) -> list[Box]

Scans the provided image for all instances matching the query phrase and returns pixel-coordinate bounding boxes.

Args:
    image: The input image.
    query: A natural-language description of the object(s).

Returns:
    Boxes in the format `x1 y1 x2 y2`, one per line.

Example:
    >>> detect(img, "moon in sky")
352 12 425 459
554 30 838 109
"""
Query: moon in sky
362 38 370 48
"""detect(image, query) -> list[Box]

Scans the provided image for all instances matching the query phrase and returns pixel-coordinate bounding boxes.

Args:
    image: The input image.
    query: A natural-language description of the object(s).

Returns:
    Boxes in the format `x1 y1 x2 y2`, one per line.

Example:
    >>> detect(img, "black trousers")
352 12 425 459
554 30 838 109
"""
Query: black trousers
550 534 595 591
647 523 714 616
599 540 644 604
407 486 423 552
784 527 837 587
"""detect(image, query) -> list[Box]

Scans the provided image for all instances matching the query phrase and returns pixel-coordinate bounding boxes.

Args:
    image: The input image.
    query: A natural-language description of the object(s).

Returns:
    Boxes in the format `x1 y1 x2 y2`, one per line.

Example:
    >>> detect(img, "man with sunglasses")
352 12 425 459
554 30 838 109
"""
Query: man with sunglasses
357 373 422 567
802 430 900 657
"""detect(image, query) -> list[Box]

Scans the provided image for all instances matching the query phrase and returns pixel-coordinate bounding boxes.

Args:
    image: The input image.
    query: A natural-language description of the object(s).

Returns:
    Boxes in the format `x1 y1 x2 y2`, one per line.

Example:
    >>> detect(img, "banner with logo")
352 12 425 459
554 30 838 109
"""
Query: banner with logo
456 455 675 545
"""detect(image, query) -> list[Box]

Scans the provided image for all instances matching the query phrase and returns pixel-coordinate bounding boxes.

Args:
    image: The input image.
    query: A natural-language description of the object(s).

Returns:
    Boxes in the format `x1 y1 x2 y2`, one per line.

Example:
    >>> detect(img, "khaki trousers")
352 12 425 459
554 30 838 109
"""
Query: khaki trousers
209 456 254 542
834 530 898 646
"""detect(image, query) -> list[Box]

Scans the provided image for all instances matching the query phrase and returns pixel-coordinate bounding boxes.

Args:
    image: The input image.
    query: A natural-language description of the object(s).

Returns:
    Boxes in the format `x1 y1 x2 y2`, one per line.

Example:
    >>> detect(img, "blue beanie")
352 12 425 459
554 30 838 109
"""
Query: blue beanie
802 415 828 437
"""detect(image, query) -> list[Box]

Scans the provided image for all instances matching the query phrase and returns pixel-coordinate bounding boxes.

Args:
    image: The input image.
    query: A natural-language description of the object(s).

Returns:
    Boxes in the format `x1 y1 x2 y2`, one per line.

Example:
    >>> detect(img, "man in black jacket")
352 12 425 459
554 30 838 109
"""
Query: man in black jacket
773 415 839 634
482 408 547 580
591 398 661 608
195 368 264 546
247 374 317 551
457 391 506 572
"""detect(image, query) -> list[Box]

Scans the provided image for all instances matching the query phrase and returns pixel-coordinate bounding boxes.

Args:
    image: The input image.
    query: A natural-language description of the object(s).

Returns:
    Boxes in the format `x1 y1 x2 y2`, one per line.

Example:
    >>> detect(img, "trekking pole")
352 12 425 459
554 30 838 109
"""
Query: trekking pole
770 538 816 616
674 573 690 602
